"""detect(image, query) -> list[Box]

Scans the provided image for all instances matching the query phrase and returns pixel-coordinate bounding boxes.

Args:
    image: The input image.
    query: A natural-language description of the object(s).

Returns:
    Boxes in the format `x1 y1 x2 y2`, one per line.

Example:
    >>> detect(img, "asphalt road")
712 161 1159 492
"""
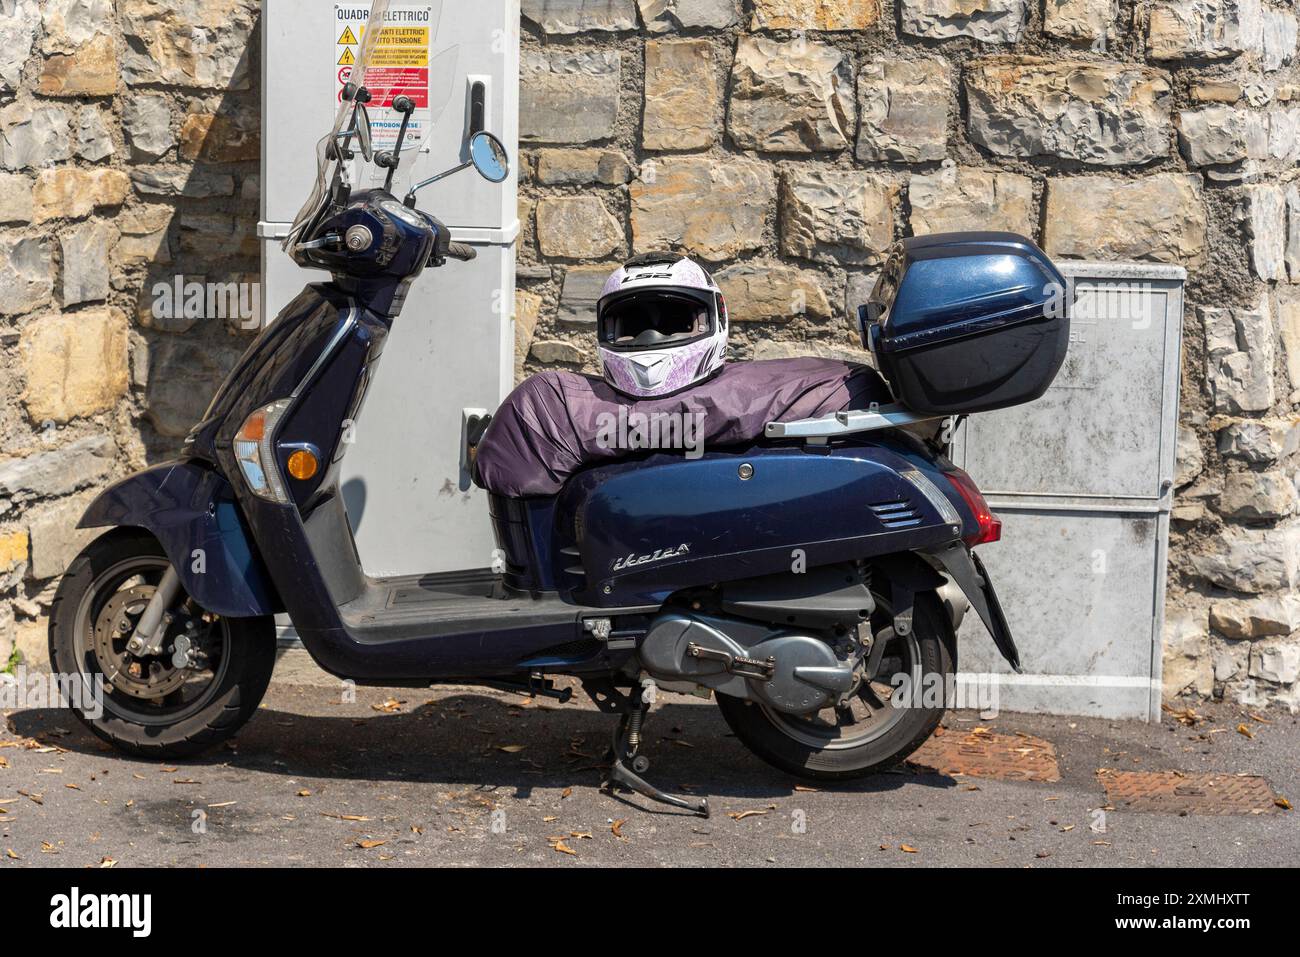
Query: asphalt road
0 666 1296 868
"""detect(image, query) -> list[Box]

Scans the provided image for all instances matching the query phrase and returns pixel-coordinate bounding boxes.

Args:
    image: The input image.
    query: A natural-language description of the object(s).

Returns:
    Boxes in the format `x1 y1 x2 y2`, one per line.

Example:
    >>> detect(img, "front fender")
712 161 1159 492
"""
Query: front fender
79 460 281 618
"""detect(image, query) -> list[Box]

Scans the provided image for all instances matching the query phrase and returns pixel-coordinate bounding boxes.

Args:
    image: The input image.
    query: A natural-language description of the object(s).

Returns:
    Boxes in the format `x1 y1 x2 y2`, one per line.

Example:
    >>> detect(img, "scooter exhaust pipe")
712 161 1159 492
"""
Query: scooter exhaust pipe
936 576 969 631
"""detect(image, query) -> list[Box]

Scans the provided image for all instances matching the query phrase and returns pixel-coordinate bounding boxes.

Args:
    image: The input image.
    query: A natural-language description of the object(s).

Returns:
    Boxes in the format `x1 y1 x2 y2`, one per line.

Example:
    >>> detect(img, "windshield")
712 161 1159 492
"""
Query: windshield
284 0 457 249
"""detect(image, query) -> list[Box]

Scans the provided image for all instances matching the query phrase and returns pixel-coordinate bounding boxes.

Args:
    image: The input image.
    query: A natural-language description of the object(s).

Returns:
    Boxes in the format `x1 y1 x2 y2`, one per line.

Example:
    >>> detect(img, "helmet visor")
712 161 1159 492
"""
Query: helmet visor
599 291 715 351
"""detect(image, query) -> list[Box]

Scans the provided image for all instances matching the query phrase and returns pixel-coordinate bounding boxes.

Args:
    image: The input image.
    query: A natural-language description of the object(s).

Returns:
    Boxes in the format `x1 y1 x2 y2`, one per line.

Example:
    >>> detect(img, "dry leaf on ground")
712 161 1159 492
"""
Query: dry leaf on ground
727 805 775 821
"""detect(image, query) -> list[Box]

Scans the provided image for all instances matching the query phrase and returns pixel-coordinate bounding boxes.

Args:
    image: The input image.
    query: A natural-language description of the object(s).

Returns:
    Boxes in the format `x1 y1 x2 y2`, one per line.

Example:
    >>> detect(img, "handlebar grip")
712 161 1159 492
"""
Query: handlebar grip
446 242 477 262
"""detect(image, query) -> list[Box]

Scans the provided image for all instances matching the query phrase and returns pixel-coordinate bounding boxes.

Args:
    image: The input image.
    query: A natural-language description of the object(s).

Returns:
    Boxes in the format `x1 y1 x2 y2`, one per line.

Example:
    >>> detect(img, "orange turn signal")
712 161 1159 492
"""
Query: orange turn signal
238 409 267 442
286 449 319 481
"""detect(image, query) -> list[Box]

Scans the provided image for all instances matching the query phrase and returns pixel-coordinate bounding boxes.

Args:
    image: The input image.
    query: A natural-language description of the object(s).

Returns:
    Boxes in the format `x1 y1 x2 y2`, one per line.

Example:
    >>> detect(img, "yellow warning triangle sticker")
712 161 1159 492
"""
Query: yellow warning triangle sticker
338 47 356 65
338 26 358 44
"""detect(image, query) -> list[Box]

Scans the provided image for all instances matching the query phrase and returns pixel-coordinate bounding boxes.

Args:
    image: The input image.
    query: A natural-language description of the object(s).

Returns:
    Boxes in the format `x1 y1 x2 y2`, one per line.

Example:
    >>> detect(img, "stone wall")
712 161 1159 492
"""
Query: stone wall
513 0 1300 710
0 0 261 662
0 0 1298 710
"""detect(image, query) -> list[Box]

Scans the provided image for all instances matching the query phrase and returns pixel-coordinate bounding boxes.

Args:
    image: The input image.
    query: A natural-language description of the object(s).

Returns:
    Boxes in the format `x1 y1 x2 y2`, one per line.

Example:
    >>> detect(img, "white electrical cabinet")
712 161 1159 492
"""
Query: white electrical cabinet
951 262 1186 720
259 0 520 577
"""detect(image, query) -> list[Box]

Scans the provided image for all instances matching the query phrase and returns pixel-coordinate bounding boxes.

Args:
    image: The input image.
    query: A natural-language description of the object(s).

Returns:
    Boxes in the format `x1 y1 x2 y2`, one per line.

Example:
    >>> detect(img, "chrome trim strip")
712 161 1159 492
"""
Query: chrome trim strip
291 300 360 399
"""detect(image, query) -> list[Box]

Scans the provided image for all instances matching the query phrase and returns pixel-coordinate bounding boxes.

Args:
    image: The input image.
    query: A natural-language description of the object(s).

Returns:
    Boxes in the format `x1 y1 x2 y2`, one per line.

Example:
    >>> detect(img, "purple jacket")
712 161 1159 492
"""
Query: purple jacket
473 358 892 498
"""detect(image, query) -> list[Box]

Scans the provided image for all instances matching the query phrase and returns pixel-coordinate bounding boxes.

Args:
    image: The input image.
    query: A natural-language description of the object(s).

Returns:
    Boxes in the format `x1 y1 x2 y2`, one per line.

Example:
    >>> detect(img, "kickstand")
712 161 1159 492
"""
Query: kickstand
601 681 709 818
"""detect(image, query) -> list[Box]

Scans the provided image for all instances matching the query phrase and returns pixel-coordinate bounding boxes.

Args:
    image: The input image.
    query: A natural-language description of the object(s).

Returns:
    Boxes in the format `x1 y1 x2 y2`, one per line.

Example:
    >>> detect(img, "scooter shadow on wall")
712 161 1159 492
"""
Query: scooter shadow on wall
134 28 263 464
7 695 960 803
341 478 367 532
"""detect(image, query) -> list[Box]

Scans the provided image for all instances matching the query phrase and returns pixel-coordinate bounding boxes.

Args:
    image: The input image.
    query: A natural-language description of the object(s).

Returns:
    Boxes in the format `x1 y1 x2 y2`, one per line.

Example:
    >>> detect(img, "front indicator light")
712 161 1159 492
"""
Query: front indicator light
234 399 291 502
287 449 319 481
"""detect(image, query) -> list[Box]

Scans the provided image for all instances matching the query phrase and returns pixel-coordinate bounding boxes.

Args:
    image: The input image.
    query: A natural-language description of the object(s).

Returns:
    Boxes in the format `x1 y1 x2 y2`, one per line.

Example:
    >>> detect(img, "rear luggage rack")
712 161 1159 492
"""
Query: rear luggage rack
765 403 943 441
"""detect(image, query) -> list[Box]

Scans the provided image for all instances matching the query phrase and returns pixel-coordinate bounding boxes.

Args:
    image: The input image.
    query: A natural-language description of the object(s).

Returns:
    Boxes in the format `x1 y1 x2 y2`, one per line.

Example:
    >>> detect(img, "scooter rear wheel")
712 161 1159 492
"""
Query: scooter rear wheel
716 590 954 780
47 528 276 759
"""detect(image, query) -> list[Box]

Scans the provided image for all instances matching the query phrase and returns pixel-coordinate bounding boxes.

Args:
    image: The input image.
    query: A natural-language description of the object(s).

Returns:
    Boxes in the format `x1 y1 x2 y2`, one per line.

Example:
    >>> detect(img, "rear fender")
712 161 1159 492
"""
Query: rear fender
925 542 1020 672
78 461 281 618
870 552 945 647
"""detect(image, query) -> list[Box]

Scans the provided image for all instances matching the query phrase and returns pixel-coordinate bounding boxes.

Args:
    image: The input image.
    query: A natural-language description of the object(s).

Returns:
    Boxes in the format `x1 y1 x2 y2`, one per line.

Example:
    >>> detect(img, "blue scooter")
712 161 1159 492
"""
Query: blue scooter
50 1 1068 816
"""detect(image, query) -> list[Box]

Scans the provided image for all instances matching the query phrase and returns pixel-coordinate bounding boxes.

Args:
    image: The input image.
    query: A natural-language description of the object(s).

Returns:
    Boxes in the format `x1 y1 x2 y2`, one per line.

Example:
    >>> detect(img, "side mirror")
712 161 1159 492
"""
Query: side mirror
353 103 373 162
336 101 373 162
404 131 511 205
469 131 509 183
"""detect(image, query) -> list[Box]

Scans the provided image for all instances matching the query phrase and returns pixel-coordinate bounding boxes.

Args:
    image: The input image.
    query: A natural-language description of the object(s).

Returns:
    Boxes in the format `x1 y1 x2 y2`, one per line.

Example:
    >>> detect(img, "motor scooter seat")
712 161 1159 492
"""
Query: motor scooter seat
473 357 891 498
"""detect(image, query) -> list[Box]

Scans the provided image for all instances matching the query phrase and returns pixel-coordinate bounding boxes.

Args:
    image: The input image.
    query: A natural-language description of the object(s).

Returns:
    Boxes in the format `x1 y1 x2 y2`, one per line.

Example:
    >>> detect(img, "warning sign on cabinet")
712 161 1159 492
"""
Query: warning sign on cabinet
334 3 433 152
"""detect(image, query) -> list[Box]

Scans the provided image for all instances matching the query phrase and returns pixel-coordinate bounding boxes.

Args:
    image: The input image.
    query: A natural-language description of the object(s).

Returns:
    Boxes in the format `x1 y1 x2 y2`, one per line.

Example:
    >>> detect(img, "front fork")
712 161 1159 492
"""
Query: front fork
125 566 183 657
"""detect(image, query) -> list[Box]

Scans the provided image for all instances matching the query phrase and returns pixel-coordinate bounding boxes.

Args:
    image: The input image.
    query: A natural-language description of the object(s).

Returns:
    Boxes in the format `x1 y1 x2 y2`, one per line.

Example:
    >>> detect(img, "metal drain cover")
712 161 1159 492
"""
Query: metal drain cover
910 728 1061 783
1097 770 1281 815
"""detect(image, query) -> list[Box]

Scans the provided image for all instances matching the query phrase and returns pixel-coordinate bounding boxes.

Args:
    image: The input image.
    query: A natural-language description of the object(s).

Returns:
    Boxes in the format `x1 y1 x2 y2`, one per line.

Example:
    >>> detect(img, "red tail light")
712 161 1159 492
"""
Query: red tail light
944 467 1001 546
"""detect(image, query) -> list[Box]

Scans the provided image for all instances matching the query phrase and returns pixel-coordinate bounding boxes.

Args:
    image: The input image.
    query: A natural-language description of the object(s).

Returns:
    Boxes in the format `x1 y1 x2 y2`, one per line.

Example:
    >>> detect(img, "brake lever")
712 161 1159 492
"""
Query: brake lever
294 232 342 252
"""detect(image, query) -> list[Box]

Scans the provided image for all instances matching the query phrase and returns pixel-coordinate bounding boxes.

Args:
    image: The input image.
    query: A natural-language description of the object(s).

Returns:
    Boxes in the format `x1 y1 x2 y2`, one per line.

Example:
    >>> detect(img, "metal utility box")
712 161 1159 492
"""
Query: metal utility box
951 262 1186 721
259 0 520 577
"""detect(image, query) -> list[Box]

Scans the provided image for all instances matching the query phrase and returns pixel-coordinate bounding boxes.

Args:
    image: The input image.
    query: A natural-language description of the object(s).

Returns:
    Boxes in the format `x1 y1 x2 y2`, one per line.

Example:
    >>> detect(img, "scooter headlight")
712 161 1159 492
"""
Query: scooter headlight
234 399 292 503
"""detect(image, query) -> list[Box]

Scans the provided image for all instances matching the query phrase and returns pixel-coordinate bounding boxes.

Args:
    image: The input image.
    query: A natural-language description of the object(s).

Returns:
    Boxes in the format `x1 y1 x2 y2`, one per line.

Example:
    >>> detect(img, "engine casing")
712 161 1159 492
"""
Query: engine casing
639 611 855 714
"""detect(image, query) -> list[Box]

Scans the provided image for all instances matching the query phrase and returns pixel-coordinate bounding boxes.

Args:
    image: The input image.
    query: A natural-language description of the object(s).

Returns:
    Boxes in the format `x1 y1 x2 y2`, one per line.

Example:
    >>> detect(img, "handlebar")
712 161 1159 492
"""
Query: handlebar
413 209 475 266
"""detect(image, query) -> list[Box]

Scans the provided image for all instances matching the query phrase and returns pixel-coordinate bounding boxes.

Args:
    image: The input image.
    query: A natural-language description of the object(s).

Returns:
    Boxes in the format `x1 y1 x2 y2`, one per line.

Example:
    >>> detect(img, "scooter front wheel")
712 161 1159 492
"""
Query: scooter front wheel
716 590 954 780
48 528 276 759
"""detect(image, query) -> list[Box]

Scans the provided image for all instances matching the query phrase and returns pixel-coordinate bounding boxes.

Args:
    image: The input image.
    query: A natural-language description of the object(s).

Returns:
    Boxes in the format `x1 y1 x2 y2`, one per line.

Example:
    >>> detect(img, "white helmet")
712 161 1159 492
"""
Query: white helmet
596 252 728 398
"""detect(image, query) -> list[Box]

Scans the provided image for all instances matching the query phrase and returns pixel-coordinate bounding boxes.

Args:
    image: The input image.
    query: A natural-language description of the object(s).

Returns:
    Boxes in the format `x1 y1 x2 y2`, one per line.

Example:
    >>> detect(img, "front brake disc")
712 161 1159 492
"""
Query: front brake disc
93 585 188 700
